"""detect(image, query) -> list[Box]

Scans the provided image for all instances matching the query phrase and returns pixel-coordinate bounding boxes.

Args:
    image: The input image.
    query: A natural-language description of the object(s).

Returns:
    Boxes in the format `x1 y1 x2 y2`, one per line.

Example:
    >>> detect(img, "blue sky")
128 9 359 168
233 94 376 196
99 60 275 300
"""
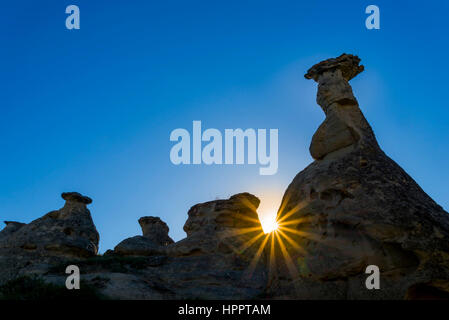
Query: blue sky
1 1 448 252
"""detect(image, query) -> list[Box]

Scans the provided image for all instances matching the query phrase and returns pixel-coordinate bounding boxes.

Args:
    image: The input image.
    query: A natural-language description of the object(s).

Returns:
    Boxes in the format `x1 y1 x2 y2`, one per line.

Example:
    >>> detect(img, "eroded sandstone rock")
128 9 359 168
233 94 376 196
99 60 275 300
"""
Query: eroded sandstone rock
165 193 262 256
151 192 268 299
101 193 268 299
81 193 268 299
139 216 174 246
305 54 378 160
113 236 166 256
2 54 447 300
0 221 25 242
113 216 173 256
0 192 98 257
1 191 268 299
0 192 99 283
271 54 449 299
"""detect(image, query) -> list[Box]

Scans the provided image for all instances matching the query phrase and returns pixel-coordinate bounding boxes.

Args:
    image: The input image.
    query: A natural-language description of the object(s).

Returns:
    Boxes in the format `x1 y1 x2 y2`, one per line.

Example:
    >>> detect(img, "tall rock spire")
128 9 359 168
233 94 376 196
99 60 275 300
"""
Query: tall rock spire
271 54 449 299
305 53 379 160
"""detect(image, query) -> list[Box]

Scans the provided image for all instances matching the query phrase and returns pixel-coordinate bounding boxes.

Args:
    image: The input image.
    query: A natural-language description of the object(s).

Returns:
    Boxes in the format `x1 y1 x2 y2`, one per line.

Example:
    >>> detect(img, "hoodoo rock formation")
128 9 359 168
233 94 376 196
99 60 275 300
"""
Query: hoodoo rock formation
111 217 174 256
0 54 448 300
0 192 99 284
271 54 449 299
139 217 174 246
0 192 267 299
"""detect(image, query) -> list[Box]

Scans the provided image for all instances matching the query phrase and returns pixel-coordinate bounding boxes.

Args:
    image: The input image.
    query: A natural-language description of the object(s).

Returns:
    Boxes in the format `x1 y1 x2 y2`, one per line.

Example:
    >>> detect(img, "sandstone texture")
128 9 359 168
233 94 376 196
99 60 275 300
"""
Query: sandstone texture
112 216 174 256
1 54 448 300
0 192 99 283
270 54 449 299
139 217 174 246
1 193 267 299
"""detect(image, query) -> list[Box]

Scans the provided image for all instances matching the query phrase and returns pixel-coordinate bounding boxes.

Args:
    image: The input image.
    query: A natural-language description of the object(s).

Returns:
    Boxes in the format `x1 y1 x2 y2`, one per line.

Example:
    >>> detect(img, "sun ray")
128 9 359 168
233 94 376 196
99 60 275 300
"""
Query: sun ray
244 233 271 278
268 232 277 280
277 201 307 224
229 226 264 236
218 227 263 242
278 217 311 227
275 231 299 279
277 229 306 254
281 226 321 241
239 197 259 212
274 193 291 221
237 231 265 254
281 226 355 252
234 213 262 224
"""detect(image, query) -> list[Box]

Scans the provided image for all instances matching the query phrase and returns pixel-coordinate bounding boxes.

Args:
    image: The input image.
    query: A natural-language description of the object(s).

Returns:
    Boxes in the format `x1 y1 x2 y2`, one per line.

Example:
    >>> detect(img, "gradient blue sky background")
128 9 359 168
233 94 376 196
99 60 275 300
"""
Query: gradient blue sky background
1 1 448 252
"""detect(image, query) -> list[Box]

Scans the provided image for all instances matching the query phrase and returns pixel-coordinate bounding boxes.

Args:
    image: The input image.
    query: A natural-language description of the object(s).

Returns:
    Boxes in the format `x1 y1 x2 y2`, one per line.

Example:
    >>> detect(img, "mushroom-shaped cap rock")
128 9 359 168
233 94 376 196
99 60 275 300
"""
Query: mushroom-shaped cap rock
138 217 169 230
305 53 364 81
138 216 173 246
61 192 92 204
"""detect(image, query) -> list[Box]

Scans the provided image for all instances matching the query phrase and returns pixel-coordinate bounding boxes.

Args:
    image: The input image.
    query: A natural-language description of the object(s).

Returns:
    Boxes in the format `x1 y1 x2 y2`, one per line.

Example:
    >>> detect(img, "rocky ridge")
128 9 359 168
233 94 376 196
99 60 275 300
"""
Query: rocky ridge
1 54 448 299
0 192 267 299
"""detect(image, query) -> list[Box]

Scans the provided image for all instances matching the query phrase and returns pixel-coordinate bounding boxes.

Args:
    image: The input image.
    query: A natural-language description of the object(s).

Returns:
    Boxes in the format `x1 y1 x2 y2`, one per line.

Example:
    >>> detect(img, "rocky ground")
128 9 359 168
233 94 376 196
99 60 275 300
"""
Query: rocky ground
1 54 448 299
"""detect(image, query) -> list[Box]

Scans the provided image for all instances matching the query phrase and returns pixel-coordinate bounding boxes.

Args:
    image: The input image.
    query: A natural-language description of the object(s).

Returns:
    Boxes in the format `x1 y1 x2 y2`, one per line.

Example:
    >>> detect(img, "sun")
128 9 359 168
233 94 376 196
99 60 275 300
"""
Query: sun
235 195 310 281
260 214 279 233
257 195 281 234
